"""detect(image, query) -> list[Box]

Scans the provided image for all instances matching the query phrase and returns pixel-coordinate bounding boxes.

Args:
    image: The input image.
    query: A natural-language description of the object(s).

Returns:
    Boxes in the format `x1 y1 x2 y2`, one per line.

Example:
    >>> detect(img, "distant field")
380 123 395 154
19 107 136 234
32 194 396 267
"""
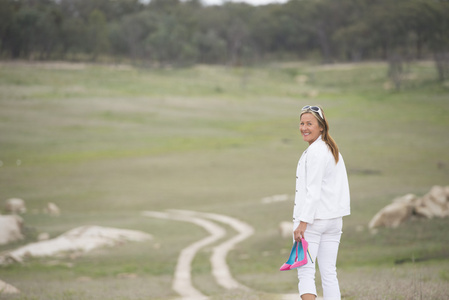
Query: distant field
0 61 448 299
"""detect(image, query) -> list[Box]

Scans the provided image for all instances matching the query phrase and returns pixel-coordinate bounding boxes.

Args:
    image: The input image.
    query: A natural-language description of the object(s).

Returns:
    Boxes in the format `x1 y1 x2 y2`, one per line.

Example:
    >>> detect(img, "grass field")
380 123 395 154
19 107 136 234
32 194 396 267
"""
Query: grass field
0 60 449 299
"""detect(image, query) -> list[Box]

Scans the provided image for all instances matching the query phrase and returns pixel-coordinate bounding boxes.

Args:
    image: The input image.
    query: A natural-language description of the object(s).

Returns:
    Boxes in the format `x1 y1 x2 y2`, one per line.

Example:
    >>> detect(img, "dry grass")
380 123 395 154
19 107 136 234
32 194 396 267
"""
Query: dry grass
0 61 448 299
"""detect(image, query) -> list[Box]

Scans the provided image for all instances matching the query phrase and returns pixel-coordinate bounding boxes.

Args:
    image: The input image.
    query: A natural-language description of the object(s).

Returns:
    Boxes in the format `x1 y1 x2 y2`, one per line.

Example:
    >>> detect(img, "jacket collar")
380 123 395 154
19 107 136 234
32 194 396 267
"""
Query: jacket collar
309 135 323 146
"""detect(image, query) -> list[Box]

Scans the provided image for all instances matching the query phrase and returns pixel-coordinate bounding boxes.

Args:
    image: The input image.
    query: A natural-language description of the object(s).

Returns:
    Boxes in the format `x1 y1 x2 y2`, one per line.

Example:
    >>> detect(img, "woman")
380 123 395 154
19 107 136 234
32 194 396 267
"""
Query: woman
292 105 350 300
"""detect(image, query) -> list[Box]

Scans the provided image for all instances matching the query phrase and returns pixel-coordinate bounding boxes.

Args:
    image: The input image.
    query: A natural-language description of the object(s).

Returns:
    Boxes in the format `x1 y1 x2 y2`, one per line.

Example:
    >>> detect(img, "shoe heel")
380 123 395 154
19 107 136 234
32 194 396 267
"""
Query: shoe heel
307 248 314 264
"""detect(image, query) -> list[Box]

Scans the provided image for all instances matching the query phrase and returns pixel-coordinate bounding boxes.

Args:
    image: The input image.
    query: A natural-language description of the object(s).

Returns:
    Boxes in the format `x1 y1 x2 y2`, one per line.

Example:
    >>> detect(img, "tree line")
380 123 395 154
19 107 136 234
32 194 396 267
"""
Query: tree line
0 0 448 80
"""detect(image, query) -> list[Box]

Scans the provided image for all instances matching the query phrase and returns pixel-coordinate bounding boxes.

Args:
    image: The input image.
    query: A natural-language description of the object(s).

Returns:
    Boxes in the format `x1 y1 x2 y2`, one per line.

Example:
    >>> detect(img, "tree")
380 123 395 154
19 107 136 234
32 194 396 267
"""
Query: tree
213 3 256 66
407 0 449 81
35 6 63 59
0 0 447 74
146 14 198 66
332 0 374 61
0 0 15 57
87 9 110 61
60 0 142 21
60 17 87 59
12 7 41 58
193 29 227 64
113 11 156 62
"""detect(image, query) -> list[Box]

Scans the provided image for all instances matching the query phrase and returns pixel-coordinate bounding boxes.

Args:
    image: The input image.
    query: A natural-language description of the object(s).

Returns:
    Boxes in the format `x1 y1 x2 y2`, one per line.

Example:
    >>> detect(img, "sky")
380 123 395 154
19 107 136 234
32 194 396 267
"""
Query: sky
199 0 288 5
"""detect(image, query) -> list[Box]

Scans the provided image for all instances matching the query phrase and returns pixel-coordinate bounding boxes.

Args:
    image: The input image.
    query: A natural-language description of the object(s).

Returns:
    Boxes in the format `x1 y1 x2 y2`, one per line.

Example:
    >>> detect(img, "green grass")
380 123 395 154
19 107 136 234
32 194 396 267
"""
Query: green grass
0 61 448 299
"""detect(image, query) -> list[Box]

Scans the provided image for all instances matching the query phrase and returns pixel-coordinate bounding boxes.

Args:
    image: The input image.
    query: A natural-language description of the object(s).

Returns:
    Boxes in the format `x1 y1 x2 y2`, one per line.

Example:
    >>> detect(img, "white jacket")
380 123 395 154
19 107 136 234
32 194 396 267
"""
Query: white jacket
293 136 350 224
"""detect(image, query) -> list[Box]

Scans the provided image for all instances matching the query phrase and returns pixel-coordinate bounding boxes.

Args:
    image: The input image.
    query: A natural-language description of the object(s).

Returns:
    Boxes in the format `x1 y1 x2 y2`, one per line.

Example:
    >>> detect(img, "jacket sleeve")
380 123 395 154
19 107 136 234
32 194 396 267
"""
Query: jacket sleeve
298 148 327 224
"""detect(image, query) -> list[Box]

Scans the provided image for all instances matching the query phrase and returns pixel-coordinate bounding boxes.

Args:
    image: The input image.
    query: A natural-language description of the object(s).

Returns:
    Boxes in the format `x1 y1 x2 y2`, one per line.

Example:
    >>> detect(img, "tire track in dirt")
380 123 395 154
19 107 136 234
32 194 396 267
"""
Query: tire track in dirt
143 210 313 299
142 211 225 299
169 210 254 291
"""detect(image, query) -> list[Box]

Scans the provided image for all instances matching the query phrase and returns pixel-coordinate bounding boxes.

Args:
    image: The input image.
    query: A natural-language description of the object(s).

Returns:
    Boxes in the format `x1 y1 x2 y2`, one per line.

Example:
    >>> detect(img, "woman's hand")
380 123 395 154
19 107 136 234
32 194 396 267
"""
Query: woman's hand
294 221 308 242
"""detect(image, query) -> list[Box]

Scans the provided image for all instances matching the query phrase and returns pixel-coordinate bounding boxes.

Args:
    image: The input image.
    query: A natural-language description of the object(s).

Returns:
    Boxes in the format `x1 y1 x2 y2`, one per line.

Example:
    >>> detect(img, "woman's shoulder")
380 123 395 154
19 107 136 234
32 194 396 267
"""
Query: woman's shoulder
309 138 328 152
307 139 330 158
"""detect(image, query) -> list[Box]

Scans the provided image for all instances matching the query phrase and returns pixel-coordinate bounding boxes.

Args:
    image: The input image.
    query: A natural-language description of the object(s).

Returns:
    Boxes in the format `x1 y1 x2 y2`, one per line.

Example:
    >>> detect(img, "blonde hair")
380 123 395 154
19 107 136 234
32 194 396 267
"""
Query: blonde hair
300 106 339 164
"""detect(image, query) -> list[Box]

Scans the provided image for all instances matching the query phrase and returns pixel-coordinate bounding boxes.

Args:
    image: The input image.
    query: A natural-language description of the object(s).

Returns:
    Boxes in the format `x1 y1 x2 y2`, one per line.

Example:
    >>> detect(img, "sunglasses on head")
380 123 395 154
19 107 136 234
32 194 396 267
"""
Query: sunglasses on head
301 105 323 119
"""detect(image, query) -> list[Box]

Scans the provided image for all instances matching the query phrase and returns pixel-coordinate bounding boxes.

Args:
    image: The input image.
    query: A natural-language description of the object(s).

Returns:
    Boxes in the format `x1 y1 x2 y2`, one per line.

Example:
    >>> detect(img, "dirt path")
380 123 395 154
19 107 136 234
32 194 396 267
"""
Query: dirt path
169 210 254 291
142 211 225 299
143 210 320 300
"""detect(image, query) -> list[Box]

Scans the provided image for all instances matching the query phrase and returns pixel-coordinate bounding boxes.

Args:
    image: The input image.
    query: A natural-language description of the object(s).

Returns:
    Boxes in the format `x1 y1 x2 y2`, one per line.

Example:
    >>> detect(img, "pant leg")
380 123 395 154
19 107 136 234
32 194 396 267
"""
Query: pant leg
297 220 325 297
317 218 342 300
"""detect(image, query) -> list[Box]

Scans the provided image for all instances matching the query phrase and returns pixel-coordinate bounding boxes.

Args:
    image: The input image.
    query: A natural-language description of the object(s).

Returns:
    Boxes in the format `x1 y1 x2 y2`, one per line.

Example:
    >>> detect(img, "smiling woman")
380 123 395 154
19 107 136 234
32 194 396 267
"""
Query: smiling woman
290 105 351 300
300 106 339 162
299 112 323 145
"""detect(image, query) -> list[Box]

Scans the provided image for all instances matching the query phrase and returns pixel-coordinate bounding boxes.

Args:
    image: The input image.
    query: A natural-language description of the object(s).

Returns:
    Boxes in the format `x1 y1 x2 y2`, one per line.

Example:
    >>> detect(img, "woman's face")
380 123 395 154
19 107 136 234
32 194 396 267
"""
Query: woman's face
300 113 323 145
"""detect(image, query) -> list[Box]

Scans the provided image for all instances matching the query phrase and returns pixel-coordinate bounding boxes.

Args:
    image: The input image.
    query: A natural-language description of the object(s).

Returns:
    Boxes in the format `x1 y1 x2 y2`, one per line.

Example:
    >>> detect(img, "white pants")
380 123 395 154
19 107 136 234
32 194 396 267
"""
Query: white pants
295 218 343 300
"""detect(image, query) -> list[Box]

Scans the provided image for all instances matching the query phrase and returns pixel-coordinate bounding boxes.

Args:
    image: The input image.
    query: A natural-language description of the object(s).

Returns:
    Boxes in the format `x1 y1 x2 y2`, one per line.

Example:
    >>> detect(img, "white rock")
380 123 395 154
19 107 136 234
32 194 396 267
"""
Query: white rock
279 221 293 239
0 225 152 265
0 215 24 245
368 202 412 229
4 198 26 214
428 185 447 206
45 202 60 216
37 232 50 241
369 185 449 229
261 194 290 204
0 279 20 294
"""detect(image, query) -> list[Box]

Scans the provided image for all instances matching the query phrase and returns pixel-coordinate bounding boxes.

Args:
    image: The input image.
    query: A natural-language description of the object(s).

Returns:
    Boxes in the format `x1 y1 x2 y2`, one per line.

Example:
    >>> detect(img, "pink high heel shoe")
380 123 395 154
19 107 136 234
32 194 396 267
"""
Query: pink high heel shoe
279 241 298 271
279 238 313 271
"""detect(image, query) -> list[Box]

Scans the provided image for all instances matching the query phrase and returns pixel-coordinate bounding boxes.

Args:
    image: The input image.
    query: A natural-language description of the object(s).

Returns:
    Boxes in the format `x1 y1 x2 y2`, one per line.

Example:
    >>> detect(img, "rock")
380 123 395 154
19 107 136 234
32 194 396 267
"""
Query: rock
37 232 50 241
393 193 418 206
419 194 445 218
0 225 152 265
261 194 290 204
369 202 413 229
4 198 26 214
279 221 293 239
428 185 447 206
437 185 448 198
414 205 434 219
0 279 20 294
369 185 449 229
45 202 60 216
0 215 24 245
